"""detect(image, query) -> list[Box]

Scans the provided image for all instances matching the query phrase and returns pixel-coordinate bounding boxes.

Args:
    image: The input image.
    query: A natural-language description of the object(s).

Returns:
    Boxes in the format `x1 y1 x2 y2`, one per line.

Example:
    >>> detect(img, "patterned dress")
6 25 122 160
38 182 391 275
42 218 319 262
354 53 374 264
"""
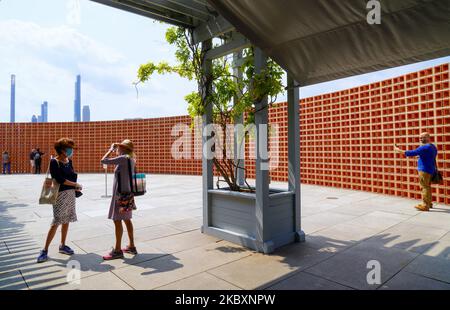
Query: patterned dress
50 159 78 225
101 155 136 221
52 189 77 225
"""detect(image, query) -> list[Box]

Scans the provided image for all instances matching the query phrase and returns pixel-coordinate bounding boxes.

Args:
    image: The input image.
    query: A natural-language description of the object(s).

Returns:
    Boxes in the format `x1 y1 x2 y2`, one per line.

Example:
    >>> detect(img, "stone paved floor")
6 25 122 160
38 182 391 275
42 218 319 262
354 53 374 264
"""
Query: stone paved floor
0 174 449 290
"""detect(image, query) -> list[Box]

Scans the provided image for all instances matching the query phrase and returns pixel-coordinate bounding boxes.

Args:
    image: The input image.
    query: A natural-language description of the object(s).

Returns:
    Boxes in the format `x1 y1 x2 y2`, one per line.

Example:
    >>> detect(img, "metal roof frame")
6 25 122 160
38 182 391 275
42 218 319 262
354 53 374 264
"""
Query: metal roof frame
90 0 240 60
90 0 218 28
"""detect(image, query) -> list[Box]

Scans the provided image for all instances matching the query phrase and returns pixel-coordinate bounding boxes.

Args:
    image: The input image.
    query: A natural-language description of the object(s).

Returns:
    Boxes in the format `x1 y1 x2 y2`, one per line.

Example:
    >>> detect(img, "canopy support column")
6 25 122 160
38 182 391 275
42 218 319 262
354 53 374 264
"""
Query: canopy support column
233 51 245 187
254 47 271 253
201 38 213 232
287 74 305 242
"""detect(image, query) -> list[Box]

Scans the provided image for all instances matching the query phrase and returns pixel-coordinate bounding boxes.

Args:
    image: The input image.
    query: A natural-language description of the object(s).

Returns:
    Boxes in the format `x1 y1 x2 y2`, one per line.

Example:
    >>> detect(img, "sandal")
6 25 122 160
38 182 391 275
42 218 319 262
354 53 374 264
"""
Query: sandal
122 245 138 255
102 248 124 260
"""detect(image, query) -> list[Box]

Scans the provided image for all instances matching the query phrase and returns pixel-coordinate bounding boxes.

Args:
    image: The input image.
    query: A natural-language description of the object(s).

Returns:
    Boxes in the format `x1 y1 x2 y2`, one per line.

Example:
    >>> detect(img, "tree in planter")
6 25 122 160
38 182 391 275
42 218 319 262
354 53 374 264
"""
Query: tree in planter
137 27 284 191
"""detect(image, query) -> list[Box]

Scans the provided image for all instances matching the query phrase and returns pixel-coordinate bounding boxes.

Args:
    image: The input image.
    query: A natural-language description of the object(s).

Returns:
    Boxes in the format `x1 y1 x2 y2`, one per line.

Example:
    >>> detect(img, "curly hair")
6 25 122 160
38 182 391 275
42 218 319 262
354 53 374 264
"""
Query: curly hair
54 138 76 155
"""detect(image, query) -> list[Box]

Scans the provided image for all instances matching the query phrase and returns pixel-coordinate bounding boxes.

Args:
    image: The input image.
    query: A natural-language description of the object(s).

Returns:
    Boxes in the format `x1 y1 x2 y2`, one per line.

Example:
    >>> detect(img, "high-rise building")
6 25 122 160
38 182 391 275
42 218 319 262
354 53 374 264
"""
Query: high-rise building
41 101 48 123
74 75 81 122
31 115 37 123
82 105 90 122
10 75 15 123
37 115 42 123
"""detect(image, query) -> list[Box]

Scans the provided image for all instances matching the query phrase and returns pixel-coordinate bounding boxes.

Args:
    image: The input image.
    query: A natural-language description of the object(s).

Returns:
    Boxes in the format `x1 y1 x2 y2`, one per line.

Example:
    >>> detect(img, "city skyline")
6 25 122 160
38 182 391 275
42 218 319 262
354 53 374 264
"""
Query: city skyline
30 101 48 123
41 101 48 123
10 74 15 123
6 72 92 123
0 0 449 123
74 74 81 122
82 104 90 122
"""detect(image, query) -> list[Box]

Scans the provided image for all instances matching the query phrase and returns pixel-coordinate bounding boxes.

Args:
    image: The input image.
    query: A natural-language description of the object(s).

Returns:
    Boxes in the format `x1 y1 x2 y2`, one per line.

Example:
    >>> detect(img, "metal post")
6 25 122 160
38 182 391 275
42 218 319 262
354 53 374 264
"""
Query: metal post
287 74 305 242
233 51 245 187
254 47 271 253
101 164 111 198
201 38 213 233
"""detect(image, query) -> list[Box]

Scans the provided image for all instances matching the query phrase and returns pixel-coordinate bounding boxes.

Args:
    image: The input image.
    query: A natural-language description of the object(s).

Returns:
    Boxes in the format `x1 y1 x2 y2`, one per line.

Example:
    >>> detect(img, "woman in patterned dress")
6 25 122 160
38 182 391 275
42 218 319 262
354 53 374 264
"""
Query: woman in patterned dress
101 139 137 260
37 138 82 263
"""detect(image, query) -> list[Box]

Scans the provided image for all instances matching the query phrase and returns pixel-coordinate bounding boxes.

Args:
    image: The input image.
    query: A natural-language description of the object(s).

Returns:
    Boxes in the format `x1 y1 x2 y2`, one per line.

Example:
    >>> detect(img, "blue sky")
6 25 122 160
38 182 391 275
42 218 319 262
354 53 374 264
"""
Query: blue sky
0 0 448 122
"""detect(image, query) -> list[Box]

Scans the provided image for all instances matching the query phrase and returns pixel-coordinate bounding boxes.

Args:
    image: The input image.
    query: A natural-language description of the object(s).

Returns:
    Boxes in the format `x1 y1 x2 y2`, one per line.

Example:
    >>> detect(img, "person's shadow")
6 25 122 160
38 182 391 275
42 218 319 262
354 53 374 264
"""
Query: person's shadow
51 251 183 276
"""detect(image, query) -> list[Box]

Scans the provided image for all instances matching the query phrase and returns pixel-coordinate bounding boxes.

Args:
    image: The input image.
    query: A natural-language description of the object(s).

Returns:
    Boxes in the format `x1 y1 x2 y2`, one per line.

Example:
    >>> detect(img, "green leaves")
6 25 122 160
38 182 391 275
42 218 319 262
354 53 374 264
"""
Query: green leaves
136 27 285 191
138 27 284 121
137 62 157 82
185 92 203 118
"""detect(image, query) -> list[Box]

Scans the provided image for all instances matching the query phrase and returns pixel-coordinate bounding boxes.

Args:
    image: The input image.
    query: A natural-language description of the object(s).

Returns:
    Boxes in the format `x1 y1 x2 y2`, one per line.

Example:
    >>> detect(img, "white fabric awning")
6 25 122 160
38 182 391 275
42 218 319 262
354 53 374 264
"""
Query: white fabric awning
209 0 450 85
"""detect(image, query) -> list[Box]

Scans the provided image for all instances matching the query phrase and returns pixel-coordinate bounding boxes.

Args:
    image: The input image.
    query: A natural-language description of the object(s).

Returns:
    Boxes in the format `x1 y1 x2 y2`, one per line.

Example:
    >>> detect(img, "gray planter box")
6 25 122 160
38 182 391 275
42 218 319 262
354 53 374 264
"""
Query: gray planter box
202 188 304 253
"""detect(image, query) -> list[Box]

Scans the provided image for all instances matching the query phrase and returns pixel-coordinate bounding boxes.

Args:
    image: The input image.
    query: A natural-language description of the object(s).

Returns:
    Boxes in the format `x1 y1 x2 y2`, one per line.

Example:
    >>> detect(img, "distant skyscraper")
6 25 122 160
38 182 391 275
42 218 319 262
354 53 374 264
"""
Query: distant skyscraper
74 75 81 122
41 101 48 123
31 115 37 123
37 115 42 123
82 105 90 122
10 75 15 123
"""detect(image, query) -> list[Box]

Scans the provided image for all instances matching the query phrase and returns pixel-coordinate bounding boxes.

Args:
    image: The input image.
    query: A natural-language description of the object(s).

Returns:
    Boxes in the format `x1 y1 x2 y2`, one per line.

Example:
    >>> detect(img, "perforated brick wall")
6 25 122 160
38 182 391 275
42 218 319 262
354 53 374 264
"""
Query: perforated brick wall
0 64 448 204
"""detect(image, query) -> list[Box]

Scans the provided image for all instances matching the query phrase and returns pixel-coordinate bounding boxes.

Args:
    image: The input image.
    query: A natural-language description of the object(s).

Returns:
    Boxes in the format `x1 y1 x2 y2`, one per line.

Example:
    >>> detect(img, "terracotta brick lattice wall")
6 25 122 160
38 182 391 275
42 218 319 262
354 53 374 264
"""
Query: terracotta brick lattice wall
0 64 449 204
0 116 201 176
298 63 449 205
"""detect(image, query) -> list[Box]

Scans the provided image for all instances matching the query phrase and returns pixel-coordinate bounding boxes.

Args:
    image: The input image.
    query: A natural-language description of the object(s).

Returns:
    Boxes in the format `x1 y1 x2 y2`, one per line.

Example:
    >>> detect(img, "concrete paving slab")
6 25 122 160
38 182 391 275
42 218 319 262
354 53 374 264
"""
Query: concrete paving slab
364 222 448 254
404 254 450 283
306 222 380 252
305 241 418 290
404 211 450 230
18 251 117 290
208 243 334 289
93 242 168 270
327 203 376 216
72 234 128 253
50 271 133 290
156 272 241 290
133 224 184 242
302 212 358 234
112 241 251 290
267 271 353 290
0 270 28 290
1 174 449 290
421 239 450 260
145 230 220 254
379 270 450 290
18 261 74 290
440 232 450 242
366 200 423 216
301 202 340 217
166 217 202 232
344 211 412 231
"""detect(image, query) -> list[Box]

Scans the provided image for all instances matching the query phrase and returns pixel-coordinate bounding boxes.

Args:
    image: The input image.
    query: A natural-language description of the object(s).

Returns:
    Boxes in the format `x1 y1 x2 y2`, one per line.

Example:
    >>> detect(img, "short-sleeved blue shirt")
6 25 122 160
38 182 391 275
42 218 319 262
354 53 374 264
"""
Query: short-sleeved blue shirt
404 144 437 175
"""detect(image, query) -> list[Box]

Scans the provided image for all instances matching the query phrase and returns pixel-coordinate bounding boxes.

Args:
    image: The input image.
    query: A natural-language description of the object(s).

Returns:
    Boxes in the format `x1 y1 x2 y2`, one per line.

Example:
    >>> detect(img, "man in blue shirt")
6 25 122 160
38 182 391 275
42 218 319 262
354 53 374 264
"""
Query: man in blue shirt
394 132 438 211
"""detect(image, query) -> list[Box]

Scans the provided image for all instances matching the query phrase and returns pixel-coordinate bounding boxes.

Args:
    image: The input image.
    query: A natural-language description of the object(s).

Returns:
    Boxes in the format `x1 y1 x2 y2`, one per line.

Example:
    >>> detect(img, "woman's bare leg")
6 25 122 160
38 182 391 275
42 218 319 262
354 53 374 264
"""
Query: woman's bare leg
60 223 69 246
113 220 123 252
124 219 135 248
44 225 59 251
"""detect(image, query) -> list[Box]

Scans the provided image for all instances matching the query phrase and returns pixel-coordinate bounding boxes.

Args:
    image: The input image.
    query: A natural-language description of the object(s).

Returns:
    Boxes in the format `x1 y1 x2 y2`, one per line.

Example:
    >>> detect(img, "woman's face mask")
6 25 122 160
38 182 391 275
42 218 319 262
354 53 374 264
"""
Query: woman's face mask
65 148 73 157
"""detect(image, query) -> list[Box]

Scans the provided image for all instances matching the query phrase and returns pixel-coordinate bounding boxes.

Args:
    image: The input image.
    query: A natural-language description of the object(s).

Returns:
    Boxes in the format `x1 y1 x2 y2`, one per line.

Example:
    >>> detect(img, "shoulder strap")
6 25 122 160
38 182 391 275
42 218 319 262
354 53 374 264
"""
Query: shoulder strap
45 157 53 177
127 157 134 192
118 156 133 194
118 168 122 194
430 144 438 171
47 156 61 177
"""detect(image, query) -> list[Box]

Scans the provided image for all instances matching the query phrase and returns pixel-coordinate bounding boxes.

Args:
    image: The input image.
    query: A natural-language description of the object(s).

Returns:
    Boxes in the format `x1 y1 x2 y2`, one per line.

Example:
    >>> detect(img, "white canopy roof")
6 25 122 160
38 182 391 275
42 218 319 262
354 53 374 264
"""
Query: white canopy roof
209 0 450 85
91 0 450 85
